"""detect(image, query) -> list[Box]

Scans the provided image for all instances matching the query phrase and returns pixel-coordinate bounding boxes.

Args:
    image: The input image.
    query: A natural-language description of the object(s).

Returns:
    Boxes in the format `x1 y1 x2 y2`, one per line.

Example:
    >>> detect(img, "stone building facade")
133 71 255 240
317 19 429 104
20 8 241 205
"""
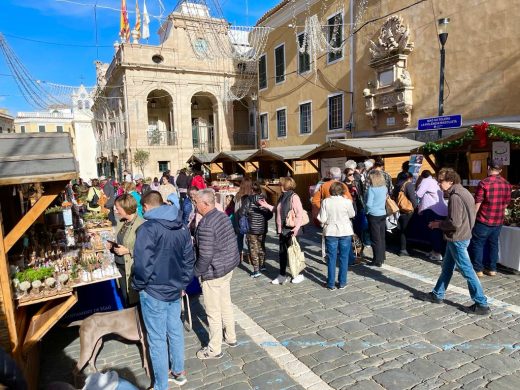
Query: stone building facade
92 4 257 179
256 0 520 146
0 109 14 134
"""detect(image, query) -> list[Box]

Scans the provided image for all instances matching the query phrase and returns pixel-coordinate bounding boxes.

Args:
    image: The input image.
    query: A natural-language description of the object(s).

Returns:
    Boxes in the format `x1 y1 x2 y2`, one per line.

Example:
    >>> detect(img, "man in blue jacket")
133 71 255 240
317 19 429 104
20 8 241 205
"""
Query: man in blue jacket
194 189 240 359
132 191 195 389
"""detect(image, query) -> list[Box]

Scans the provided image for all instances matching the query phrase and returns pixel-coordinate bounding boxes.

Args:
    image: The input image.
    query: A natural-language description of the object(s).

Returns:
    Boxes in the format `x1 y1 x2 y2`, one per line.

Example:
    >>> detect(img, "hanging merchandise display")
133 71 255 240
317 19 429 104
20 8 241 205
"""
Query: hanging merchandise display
178 0 271 102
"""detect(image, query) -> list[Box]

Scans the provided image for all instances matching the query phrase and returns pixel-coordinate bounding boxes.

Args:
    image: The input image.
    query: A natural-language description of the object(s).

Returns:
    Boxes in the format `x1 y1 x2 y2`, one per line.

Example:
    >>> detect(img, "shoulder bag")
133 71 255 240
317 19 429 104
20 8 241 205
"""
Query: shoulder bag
397 184 414 213
285 194 310 227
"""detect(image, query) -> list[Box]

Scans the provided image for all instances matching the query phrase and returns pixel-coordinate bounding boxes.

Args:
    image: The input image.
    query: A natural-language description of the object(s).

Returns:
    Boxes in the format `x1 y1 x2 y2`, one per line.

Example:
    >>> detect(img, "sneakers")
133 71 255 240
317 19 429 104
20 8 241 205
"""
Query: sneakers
338 285 347 290
260 266 267 271
326 286 336 291
428 253 443 261
483 269 497 276
168 371 187 386
363 245 373 260
476 271 484 278
250 271 261 278
223 339 238 348
196 347 223 360
271 275 289 285
463 303 491 315
399 250 410 257
419 291 443 304
291 274 305 284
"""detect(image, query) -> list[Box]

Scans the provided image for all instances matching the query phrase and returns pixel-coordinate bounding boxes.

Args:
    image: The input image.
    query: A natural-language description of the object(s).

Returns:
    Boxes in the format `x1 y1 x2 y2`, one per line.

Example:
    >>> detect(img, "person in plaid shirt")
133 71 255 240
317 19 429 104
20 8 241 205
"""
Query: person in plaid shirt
470 159 512 277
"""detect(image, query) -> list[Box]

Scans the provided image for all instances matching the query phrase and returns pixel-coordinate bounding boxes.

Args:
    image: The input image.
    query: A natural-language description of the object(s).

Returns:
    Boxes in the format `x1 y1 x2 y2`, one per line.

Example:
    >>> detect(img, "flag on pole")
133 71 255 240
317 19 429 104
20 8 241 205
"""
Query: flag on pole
120 0 130 42
142 0 150 40
134 0 141 39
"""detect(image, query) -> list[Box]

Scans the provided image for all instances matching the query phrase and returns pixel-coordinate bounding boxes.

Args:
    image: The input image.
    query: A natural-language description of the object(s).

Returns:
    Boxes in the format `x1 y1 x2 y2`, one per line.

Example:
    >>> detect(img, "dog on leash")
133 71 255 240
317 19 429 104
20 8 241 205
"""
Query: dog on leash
73 306 150 377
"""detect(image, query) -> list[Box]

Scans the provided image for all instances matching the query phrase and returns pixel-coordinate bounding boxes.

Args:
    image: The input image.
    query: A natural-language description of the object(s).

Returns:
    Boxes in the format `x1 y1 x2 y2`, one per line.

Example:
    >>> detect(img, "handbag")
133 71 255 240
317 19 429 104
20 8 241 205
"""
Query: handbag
285 194 310 227
288 236 306 277
385 196 399 216
397 184 414 213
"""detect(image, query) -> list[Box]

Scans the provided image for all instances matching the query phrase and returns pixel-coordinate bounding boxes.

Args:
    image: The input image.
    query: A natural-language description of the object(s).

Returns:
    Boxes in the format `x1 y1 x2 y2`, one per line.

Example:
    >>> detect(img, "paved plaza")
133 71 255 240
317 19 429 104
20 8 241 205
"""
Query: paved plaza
41 224 520 389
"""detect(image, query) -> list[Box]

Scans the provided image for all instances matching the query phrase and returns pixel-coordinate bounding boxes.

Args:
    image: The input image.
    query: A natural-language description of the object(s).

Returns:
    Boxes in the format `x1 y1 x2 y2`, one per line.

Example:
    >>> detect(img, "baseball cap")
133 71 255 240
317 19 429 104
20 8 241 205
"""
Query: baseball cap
99 175 107 181
134 173 144 180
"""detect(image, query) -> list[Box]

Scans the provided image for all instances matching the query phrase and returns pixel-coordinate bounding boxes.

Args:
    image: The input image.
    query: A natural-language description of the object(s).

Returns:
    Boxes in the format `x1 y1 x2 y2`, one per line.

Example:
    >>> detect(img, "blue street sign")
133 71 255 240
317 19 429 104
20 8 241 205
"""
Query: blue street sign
418 115 462 131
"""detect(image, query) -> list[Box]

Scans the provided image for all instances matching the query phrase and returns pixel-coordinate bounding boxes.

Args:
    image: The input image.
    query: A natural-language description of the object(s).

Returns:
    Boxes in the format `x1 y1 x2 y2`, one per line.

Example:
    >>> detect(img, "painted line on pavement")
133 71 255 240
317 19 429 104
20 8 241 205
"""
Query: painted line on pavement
381 264 520 314
233 305 334 390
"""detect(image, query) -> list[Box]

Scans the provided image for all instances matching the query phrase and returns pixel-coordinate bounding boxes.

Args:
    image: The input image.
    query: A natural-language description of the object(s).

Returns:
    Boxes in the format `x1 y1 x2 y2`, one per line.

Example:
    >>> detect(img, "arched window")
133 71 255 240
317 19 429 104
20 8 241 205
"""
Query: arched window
84 101 90 109
78 101 83 109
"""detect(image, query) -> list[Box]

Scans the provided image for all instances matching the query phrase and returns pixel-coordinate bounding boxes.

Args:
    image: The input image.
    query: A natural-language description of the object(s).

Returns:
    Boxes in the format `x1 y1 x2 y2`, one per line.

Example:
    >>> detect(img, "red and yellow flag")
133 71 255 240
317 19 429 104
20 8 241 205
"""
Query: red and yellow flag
134 0 141 39
120 0 130 42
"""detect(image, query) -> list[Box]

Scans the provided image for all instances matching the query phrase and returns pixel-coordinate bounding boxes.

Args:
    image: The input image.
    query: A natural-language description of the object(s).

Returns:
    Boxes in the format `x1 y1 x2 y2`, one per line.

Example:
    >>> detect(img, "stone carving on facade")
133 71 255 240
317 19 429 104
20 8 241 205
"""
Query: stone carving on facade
364 16 414 128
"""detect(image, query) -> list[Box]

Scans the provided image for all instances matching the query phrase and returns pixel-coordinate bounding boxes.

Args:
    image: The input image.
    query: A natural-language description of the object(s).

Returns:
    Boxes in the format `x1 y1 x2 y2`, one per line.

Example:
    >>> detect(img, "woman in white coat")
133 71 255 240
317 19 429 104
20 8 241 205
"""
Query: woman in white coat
318 182 356 290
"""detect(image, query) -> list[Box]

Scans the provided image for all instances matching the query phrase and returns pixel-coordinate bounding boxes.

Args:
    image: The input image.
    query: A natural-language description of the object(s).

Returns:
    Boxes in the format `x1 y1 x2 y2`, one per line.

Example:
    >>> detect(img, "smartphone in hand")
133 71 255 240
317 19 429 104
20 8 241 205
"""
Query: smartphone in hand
107 240 120 248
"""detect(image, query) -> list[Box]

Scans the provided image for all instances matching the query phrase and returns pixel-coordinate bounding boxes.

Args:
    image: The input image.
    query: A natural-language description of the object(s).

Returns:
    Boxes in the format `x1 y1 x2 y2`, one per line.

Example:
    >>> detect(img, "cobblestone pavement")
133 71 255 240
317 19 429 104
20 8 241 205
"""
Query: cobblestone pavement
41 223 520 389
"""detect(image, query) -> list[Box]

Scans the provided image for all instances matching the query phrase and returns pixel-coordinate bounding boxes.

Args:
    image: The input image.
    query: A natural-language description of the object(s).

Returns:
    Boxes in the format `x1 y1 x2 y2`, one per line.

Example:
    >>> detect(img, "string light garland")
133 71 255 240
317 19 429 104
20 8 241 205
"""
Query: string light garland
422 123 520 153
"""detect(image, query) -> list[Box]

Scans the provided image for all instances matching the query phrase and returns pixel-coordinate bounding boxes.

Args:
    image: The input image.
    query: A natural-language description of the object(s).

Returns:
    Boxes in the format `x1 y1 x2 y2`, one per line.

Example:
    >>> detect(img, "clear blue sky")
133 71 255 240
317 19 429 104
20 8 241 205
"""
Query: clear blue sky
0 0 279 114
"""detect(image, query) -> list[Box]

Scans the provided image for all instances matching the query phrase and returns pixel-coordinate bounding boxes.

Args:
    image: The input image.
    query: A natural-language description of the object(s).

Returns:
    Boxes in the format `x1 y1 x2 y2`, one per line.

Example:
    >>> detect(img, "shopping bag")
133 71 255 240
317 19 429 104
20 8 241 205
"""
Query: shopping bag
181 293 192 332
288 236 306 277
386 212 400 232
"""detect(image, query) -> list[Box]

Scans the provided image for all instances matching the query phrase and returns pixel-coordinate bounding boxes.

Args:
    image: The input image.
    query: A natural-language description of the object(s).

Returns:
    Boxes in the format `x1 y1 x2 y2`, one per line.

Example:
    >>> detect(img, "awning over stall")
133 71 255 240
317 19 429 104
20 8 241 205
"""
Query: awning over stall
0 133 78 186
246 144 321 161
300 137 425 160
186 152 218 165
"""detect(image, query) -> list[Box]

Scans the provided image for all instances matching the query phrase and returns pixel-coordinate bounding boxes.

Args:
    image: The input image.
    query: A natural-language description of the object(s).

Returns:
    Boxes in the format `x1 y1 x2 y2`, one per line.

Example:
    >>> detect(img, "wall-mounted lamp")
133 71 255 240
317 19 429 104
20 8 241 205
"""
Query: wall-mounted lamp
150 99 157 109
192 99 199 110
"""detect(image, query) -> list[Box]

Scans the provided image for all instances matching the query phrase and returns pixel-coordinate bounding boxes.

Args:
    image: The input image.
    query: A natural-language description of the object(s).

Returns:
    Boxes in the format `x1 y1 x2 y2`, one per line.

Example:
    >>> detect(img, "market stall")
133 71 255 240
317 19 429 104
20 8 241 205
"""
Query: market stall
209 150 257 209
0 133 120 387
418 122 520 264
187 152 218 178
420 122 520 187
300 136 430 179
246 144 320 208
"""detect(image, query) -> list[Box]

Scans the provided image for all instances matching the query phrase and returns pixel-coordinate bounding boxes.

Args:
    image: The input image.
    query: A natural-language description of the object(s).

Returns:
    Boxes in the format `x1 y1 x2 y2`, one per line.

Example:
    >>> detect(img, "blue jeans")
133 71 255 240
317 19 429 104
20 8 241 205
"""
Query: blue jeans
432 240 488 306
325 236 351 288
139 291 184 390
469 221 502 272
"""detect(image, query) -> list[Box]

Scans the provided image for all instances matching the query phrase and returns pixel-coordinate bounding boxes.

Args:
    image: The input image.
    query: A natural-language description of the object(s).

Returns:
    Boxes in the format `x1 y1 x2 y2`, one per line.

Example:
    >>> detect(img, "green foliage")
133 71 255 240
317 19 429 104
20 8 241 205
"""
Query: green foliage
45 206 63 215
422 124 520 154
15 267 54 283
133 149 150 176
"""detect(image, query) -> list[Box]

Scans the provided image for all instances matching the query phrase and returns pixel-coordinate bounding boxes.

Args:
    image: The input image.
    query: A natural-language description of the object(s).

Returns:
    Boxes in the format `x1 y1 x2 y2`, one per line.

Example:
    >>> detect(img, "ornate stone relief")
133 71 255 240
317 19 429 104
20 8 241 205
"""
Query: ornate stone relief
363 16 414 128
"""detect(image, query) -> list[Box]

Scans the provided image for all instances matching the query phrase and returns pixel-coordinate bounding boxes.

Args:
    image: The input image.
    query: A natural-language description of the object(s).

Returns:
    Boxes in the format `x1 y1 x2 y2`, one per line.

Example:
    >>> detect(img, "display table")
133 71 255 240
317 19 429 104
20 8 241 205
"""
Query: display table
498 225 520 271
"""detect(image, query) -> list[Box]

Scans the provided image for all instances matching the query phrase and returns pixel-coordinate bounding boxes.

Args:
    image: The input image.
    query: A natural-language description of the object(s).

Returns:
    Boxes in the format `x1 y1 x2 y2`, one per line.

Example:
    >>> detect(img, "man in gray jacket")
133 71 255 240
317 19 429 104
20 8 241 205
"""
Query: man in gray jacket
194 189 240 359
421 168 490 315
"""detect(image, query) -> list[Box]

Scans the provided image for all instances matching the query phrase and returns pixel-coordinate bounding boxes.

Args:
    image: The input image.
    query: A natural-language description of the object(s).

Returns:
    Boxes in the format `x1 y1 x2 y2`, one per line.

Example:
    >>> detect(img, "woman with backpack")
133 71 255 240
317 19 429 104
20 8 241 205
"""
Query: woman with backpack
234 177 253 262
86 179 102 213
393 172 418 256
258 177 306 285
242 182 273 278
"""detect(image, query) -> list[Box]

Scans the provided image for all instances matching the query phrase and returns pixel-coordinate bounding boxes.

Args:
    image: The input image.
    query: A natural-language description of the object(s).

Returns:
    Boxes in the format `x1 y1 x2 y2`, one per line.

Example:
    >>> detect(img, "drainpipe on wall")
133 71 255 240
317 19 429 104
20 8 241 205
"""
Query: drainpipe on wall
349 0 355 138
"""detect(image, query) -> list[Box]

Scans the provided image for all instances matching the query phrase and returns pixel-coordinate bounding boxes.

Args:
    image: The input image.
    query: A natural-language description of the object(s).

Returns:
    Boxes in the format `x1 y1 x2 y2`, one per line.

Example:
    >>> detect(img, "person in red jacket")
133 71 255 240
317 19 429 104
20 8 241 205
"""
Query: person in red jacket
191 170 207 190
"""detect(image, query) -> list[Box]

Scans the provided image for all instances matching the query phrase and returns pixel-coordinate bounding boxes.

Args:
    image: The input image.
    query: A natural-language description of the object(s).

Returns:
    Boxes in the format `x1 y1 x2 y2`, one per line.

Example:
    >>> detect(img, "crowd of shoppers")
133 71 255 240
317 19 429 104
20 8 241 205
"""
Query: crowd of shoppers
69 155 513 388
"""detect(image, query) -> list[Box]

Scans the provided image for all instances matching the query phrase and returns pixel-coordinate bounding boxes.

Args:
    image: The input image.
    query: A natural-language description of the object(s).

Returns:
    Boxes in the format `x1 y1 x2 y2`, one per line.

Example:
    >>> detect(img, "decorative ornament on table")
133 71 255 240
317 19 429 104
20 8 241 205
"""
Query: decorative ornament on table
473 122 489 148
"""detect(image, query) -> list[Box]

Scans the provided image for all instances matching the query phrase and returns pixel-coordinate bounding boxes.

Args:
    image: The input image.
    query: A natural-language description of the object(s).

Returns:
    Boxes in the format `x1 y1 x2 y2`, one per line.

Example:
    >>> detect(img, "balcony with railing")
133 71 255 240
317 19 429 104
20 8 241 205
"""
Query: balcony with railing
192 124 215 153
95 134 125 158
146 128 177 146
233 131 256 149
